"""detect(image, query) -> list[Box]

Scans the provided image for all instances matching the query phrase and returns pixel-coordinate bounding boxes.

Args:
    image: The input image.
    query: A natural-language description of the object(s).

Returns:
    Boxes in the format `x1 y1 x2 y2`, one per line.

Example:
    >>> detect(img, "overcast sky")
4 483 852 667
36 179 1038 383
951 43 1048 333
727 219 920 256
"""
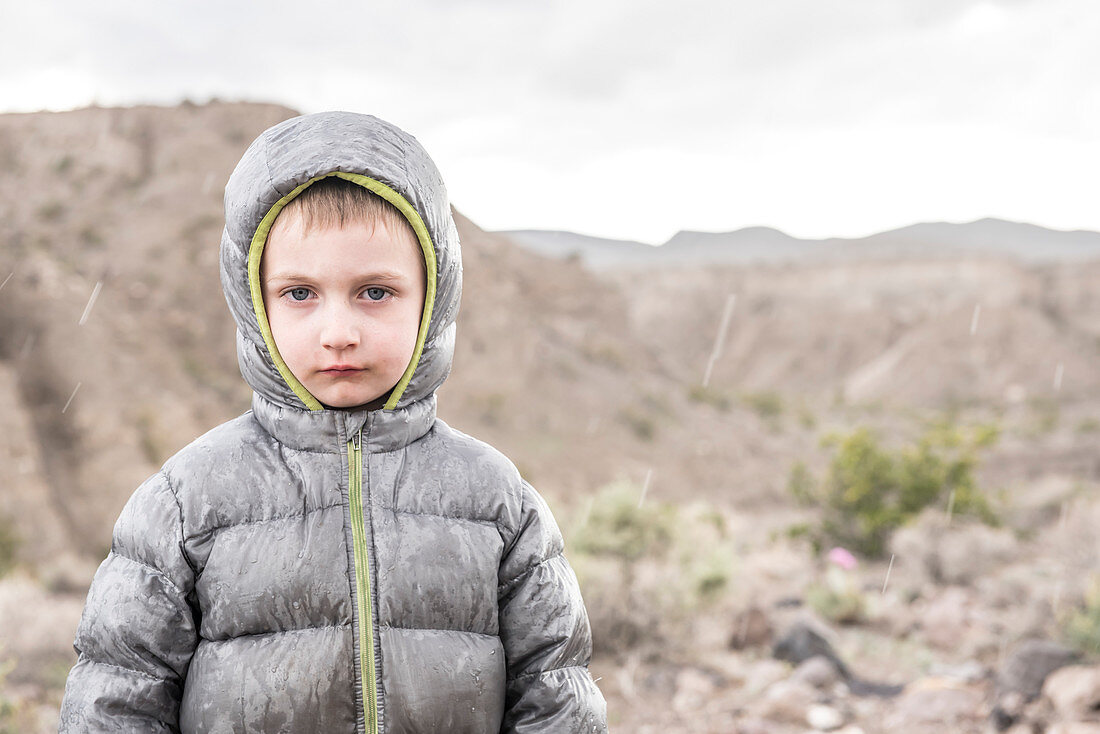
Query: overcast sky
2 0 1098 243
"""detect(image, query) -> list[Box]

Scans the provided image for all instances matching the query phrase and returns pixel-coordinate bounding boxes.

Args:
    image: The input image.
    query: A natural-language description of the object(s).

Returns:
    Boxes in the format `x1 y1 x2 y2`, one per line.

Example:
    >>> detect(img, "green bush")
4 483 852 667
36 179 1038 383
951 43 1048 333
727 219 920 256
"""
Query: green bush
135 409 167 467
0 517 18 579
0 651 35 733
36 200 65 222
79 225 104 248
806 566 866 625
1076 418 1100 434
1063 576 1100 656
687 384 731 411
53 154 74 174
617 408 656 442
741 390 784 420
571 481 676 564
788 424 998 557
568 481 735 658
581 342 625 369
797 402 817 429
1026 396 1060 435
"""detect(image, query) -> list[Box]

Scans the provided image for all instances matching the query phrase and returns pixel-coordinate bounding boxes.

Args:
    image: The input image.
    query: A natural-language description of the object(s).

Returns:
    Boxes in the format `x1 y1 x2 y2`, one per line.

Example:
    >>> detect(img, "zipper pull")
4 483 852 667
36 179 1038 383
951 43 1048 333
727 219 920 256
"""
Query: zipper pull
352 427 362 451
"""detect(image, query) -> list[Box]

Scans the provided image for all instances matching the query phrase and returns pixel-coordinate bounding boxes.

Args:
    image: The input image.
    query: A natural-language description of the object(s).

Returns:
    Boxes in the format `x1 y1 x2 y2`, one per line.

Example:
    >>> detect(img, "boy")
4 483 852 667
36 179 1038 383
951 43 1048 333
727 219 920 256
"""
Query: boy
59 111 608 733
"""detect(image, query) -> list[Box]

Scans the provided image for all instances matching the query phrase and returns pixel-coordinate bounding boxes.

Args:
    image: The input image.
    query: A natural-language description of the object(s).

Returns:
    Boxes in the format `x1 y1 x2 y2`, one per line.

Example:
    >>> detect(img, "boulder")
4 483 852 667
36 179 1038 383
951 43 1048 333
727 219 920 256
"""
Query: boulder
887 678 984 726
729 605 774 650
997 639 1079 700
754 678 820 724
1047 724 1100 734
792 655 844 690
1043 665 1100 722
772 621 849 678
806 703 848 731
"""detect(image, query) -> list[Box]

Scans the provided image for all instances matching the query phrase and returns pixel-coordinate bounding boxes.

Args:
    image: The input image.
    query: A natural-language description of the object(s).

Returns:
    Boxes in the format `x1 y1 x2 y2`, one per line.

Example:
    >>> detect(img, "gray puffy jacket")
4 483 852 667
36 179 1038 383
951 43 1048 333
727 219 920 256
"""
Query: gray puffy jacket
59 112 608 733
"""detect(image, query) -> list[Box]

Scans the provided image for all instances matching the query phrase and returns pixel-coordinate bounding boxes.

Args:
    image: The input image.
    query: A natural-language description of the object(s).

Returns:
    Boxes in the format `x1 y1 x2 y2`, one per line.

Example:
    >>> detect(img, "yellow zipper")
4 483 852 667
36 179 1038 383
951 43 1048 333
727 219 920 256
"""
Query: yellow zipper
348 428 378 733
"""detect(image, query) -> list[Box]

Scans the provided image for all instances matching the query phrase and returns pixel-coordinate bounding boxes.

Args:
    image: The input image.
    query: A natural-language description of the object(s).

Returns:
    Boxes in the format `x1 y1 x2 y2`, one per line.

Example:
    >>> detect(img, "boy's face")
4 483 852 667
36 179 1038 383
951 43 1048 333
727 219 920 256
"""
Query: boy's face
261 211 426 410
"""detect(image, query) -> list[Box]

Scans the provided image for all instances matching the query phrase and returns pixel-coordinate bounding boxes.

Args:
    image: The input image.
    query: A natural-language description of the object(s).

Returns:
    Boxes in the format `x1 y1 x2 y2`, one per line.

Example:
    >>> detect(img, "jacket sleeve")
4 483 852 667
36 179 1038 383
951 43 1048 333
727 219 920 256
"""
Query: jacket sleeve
497 480 608 734
58 471 199 733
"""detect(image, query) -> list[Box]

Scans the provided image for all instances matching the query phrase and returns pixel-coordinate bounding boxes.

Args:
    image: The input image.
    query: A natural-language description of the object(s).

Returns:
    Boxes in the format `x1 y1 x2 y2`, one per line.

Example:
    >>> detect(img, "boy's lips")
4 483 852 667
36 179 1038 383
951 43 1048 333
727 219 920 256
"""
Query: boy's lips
320 366 364 376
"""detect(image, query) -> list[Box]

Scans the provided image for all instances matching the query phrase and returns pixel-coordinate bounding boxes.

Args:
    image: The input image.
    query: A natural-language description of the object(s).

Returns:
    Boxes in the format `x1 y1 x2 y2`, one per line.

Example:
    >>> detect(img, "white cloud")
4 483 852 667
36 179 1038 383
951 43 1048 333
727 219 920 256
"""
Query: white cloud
1 0 1097 239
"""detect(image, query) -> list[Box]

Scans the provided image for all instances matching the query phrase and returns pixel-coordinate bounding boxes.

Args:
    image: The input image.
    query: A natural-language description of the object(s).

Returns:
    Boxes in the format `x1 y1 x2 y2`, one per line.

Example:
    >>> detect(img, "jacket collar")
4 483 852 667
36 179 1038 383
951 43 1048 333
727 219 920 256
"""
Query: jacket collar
251 390 436 454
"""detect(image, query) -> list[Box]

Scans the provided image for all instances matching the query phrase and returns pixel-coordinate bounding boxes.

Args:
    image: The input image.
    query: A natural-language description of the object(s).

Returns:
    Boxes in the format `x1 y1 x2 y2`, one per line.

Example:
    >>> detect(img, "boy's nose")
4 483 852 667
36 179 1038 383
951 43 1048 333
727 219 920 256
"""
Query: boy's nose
319 304 360 350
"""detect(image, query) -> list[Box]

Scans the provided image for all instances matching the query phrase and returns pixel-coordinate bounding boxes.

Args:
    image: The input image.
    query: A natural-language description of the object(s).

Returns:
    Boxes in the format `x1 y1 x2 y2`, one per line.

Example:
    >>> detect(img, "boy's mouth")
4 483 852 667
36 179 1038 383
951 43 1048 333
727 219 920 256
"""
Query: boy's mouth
320 366 363 376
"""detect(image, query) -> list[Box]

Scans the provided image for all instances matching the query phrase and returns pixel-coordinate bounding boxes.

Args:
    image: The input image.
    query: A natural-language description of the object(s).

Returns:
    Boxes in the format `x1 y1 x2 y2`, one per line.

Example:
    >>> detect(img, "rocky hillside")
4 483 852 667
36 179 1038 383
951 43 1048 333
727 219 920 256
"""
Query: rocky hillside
1 102 1098 732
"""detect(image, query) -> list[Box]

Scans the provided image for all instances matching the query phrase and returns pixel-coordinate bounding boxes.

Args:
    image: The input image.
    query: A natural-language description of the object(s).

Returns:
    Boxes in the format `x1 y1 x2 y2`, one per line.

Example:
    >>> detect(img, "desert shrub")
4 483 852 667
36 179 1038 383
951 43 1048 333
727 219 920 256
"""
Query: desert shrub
580 342 625 369
788 423 998 558
135 409 167 466
0 517 18 579
0 652 35 733
53 155 74 174
797 402 817 429
36 200 65 222
640 391 672 417
687 384 731 411
787 461 815 504
571 481 676 564
617 408 656 442
806 565 866 625
1026 396 1060 435
741 390 784 420
568 481 735 659
1076 418 1100 434
477 392 507 426
1062 576 1100 656
79 225 104 248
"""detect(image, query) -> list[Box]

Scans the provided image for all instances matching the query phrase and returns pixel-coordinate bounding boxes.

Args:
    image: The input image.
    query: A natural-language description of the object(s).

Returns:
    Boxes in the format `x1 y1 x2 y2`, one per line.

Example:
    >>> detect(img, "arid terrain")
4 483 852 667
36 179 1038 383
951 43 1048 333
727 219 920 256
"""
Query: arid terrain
1 102 1098 733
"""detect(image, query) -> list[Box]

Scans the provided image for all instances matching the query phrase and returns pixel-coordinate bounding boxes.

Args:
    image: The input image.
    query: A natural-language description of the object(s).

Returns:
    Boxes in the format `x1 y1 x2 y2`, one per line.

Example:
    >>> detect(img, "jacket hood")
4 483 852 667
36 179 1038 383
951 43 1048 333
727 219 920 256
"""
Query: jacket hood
219 111 462 421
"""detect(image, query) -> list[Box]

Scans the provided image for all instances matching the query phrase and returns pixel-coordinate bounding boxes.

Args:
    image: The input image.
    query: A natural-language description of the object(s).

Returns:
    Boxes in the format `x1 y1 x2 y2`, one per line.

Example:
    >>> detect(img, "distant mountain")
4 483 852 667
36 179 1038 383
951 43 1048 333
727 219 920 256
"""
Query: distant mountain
659 226 823 263
841 218 1100 263
501 218 1100 269
495 229 655 266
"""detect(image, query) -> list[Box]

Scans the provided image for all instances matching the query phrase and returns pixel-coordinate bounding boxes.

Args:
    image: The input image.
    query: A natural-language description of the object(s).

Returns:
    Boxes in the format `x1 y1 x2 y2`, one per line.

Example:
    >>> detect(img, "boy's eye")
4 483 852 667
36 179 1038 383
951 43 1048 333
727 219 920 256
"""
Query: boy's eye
364 287 388 301
287 287 312 301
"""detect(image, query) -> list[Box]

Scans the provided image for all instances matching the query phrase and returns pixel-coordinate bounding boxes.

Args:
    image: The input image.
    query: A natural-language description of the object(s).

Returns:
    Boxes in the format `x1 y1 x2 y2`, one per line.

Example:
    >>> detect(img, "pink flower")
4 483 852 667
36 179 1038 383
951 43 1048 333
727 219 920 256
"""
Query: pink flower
827 547 858 570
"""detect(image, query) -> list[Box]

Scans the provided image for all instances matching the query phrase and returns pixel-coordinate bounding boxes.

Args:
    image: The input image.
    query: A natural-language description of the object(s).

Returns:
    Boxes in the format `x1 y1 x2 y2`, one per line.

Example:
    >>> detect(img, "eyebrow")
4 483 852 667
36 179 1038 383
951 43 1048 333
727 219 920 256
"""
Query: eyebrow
265 271 408 285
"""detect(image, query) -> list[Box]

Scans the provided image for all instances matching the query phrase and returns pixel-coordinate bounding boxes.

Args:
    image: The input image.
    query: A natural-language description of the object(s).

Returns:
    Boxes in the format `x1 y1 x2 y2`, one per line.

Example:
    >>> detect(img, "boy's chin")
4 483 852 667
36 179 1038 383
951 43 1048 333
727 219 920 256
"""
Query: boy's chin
317 390 391 412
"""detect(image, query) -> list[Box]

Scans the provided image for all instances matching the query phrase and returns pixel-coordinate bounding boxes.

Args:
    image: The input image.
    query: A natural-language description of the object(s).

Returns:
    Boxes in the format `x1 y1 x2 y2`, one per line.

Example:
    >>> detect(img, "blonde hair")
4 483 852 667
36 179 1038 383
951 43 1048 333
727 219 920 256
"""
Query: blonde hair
273 175 416 241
